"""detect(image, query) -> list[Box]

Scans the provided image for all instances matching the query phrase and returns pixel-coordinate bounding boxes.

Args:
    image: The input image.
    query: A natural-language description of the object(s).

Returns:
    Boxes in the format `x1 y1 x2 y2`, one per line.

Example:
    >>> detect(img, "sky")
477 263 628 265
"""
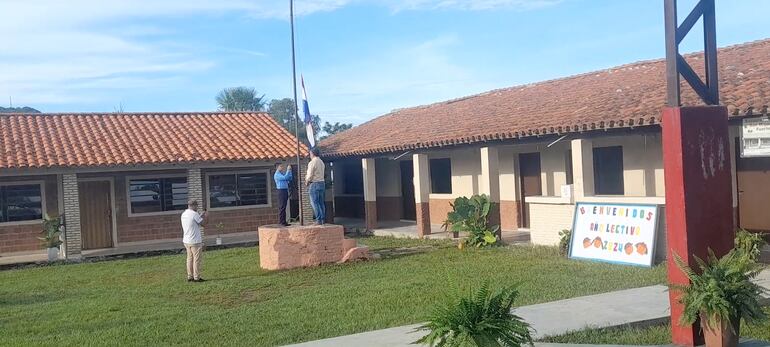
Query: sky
1 0 770 126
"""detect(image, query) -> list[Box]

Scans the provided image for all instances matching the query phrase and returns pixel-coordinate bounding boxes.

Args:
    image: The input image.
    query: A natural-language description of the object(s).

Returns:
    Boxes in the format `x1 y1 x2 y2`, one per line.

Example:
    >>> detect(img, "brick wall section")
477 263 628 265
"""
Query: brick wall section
376 197 402 221
500 200 520 231
62 173 82 258
0 175 59 254
114 175 184 243
429 198 453 225
529 203 574 246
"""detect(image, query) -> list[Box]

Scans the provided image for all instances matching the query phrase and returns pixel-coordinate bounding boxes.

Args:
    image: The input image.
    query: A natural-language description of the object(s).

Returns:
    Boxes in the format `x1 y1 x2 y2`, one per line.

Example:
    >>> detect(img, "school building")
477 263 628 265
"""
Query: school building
0 112 311 259
319 38 770 251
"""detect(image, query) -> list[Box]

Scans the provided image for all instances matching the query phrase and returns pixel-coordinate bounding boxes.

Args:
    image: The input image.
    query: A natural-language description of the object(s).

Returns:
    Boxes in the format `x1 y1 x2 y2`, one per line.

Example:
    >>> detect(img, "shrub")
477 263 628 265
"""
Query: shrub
442 195 499 248
415 284 533 347
734 228 767 262
670 249 767 331
38 215 63 249
558 229 571 256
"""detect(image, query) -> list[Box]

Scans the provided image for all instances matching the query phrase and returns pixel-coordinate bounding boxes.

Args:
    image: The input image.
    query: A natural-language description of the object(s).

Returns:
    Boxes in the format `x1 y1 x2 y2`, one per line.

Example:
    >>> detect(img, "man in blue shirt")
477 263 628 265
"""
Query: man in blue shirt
274 164 293 226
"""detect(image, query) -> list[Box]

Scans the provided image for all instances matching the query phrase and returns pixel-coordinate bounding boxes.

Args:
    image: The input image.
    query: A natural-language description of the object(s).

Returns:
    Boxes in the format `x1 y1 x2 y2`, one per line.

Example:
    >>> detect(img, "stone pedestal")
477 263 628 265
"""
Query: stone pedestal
258 224 369 270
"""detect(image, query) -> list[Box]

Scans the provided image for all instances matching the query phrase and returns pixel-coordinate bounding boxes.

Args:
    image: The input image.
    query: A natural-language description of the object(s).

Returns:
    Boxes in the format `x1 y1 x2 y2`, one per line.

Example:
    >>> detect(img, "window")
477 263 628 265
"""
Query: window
0 184 43 223
342 163 363 195
565 150 574 185
208 172 269 208
129 177 188 214
429 158 452 194
593 146 624 195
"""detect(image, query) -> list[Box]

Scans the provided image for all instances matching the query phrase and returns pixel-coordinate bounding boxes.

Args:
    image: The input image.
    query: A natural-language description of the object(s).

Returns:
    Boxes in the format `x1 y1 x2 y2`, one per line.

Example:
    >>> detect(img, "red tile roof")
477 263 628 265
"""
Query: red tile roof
320 39 770 158
0 112 308 169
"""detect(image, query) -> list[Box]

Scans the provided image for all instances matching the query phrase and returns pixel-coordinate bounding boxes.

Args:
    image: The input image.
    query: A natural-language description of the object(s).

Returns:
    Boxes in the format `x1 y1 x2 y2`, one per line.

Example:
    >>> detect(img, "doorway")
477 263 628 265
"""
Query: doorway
519 152 542 229
400 160 416 220
737 154 770 233
78 180 114 250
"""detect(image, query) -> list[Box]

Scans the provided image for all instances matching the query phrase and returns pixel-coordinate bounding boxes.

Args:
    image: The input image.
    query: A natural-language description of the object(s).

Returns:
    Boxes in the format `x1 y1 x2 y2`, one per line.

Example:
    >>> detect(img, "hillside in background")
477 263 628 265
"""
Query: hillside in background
0 106 41 113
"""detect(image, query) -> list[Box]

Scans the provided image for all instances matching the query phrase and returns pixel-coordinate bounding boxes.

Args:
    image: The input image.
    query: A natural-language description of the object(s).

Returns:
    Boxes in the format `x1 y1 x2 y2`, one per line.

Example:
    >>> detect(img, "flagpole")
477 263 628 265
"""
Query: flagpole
290 0 304 226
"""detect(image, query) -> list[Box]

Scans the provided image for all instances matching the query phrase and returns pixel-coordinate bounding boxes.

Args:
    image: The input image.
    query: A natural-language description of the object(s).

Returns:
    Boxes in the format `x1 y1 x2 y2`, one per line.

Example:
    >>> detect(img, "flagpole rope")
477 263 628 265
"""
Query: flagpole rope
289 0 304 226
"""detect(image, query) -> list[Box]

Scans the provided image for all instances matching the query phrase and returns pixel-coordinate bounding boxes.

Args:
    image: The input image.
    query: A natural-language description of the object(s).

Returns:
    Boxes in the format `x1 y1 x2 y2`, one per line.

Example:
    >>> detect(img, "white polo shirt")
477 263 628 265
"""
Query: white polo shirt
181 209 204 244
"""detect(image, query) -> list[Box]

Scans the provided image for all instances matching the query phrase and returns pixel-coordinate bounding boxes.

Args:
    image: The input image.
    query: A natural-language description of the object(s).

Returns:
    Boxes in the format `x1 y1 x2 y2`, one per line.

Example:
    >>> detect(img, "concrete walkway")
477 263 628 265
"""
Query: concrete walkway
286 269 770 347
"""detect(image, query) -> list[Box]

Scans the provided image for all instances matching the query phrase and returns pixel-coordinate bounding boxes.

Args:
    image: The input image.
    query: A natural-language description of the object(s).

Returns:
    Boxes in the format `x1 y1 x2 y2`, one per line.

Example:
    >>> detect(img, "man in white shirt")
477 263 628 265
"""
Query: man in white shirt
305 148 326 225
181 200 208 282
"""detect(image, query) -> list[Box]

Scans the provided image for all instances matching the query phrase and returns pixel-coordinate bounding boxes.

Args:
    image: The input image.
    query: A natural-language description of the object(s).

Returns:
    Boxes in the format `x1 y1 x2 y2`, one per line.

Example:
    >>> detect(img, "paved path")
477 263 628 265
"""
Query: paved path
286 269 770 347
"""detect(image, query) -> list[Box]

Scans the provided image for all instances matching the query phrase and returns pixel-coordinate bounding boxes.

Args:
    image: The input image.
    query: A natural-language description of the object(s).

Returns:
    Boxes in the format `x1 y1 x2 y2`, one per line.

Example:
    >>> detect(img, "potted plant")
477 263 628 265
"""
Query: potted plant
415 283 533 347
442 195 498 247
38 215 63 262
670 249 767 347
215 222 224 245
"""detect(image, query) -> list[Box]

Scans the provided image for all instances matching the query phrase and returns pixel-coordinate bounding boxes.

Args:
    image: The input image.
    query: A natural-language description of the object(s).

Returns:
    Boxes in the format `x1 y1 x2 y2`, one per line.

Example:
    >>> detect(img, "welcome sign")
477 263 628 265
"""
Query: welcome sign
569 202 659 267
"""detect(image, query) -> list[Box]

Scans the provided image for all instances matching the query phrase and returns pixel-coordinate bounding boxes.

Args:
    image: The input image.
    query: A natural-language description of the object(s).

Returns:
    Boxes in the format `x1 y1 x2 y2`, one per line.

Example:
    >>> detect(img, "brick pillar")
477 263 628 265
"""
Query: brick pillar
499 151 520 230
187 168 204 237
299 159 315 224
662 106 735 347
413 153 431 237
480 147 501 237
362 158 377 230
570 138 594 200
61 173 82 260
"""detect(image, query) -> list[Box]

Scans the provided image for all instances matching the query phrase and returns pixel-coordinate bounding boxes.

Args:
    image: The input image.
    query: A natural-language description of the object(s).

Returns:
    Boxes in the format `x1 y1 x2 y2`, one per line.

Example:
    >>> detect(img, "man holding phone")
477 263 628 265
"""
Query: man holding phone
181 200 208 282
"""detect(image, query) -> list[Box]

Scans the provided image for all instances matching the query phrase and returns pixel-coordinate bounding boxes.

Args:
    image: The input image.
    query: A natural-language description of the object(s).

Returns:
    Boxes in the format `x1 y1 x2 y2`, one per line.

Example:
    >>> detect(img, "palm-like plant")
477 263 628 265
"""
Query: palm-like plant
734 228 768 262
38 215 63 249
415 284 533 347
442 195 499 247
216 87 265 111
671 249 767 331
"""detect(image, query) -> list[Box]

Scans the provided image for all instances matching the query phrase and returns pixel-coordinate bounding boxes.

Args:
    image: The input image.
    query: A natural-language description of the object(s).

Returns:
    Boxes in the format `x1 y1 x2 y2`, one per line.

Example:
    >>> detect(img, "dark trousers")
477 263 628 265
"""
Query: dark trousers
278 188 289 225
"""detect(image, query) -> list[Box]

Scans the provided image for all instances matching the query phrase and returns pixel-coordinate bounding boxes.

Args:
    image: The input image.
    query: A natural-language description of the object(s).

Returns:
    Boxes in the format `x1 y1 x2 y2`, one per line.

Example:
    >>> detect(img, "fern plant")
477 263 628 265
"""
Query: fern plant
734 228 767 262
415 284 533 347
442 195 499 248
670 249 767 331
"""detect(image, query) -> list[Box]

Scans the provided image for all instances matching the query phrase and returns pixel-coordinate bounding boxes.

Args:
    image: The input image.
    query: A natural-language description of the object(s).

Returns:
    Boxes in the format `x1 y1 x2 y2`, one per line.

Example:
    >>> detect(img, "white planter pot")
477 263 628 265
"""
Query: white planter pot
216 237 222 245
47 247 59 262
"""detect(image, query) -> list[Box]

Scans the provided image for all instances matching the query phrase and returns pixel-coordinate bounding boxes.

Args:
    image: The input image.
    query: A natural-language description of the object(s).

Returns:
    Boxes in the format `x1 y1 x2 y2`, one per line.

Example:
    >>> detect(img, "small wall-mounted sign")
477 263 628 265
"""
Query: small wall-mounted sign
741 117 770 158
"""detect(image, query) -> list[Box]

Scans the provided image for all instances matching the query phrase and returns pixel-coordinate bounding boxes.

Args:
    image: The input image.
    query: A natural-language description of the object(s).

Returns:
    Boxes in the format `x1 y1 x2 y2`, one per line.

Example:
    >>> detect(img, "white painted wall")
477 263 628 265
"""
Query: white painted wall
375 158 402 197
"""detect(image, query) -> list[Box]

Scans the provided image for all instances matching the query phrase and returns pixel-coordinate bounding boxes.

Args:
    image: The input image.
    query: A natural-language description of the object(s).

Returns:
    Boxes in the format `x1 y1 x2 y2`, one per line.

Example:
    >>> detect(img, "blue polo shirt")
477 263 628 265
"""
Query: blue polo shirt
274 170 293 190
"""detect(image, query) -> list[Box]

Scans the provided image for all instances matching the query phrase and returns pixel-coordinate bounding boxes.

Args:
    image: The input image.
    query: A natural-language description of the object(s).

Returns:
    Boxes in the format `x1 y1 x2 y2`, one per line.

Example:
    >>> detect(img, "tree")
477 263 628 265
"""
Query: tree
0 106 41 113
216 87 265 111
320 121 353 140
267 98 320 147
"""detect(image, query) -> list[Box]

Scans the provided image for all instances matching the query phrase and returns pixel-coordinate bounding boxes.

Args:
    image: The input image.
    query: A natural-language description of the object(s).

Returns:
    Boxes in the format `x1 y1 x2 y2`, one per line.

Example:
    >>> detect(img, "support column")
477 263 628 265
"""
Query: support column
571 138 594 200
325 162 335 224
498 150 520 230
480 147 501 237
362 158 377 230
187 168 204 237
413 153 431 237
662 106 734 347
61 173 82 260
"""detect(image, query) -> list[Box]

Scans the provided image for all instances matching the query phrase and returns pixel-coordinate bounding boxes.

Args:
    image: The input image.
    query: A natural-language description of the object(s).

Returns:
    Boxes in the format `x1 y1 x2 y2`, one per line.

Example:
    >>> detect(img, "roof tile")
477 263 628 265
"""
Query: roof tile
0 112 307 170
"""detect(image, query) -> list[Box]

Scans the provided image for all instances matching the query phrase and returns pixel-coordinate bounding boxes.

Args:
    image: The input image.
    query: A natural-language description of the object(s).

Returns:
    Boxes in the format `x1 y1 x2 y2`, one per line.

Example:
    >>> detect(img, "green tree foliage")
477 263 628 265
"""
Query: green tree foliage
216 87 265 112
267 98 320 146
320 121 353 140
0 106 41 113
415 284 533 347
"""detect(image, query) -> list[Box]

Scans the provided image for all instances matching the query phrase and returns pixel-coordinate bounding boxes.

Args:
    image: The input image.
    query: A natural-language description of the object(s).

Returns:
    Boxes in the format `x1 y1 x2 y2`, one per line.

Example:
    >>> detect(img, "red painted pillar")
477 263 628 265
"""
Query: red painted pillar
662 106 735 346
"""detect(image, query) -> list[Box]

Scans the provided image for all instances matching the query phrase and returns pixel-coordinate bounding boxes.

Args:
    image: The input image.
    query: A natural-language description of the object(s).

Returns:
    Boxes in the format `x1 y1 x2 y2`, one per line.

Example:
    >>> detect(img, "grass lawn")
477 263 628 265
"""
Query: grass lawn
1 237 665 346
540 310 770 345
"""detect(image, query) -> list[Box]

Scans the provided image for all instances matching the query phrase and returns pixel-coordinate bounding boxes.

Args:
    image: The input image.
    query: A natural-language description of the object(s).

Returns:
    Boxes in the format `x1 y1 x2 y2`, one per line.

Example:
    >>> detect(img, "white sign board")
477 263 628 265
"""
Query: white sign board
741 117 770 157
569 202 658 267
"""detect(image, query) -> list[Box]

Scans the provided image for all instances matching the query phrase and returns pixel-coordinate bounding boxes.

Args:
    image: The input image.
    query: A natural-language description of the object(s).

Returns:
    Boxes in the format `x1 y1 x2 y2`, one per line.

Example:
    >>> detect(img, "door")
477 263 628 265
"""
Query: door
79 180 113 250
737 155 770 233
519 153 542 229
400 160 416 220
